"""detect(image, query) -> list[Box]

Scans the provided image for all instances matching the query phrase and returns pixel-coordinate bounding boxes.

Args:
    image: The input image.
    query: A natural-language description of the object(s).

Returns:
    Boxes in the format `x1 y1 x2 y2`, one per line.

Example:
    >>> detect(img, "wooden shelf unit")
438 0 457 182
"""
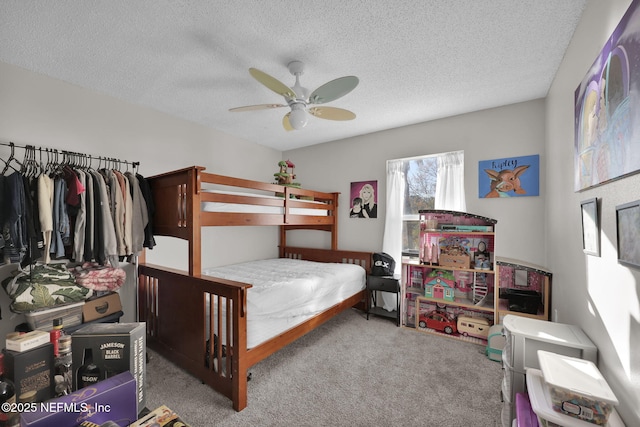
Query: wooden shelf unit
401 210 497 345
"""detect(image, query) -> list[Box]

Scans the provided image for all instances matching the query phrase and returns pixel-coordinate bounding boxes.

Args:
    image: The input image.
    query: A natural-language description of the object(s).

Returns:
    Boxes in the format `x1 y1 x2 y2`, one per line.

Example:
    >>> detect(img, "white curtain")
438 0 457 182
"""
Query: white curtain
434 150 466 211
380 159 405 310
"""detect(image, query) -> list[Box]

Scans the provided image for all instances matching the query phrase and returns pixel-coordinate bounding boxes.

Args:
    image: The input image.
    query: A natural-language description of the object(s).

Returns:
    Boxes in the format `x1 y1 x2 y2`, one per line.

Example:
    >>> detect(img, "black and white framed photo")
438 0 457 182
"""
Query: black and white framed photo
616 200 640 269
580 198 600 257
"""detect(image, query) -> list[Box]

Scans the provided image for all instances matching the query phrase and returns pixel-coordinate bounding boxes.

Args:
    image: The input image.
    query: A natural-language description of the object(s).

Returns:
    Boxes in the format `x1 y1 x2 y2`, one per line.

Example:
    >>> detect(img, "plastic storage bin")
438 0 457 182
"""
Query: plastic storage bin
538 350 618 425
503 315 597 371
24 302 84 330
526 368 625 427
515 392 538 427
500 315 598 427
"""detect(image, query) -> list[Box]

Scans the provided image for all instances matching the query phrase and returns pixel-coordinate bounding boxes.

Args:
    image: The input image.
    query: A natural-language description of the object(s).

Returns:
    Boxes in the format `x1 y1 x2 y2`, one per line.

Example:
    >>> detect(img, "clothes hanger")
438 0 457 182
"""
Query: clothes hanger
1 142 21 174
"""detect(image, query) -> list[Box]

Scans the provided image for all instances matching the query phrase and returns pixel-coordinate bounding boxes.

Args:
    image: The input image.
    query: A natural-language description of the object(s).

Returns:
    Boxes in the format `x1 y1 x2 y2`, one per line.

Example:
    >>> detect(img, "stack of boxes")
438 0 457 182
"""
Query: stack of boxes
2 303 146 427
2 333 55 403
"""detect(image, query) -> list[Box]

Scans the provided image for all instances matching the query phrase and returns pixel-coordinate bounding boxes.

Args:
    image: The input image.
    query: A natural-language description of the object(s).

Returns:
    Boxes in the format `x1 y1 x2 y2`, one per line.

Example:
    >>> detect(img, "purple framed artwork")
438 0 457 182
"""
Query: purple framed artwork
574 0 640 191
478 155 539 198
350 180 378 218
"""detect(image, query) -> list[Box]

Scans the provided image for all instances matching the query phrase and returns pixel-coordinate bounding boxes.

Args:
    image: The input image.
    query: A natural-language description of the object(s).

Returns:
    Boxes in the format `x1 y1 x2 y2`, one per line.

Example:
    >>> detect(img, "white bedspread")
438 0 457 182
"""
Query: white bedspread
202 258 366 347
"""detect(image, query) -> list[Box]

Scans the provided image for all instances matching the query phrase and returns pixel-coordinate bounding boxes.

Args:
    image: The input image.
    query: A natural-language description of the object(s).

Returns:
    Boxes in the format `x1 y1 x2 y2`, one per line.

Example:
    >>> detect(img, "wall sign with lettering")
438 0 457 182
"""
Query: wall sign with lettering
478 154 540 198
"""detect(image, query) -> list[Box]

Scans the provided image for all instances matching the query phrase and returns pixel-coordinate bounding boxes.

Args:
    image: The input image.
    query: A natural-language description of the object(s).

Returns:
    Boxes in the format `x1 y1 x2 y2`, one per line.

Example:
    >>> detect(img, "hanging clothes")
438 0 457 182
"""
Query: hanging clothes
83 169 95 262
38 173 54 263
50 176 70 259
91 170 118 267
107 169 125 256
3 172 28 264
1 143 154 269
0 175 6 261
137 172 156 250
125 171 148 254
72 169 87 262
21 174 43 266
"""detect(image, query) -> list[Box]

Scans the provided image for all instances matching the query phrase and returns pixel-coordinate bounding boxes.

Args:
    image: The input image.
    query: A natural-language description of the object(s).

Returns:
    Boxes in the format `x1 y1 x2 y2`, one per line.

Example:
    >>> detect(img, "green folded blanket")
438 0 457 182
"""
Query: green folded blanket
1 264 93 313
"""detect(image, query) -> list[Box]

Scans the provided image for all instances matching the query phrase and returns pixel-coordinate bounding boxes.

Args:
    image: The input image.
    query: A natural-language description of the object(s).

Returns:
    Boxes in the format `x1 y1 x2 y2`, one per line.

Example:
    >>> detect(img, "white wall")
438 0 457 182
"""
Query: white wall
284 99 548 266
546 0 640 424
0 61 282 338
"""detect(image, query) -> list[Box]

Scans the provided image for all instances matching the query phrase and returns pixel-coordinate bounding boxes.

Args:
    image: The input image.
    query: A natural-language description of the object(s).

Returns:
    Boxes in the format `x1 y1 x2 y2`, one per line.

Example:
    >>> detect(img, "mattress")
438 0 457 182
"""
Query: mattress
201 190 329 216
202 258 366 348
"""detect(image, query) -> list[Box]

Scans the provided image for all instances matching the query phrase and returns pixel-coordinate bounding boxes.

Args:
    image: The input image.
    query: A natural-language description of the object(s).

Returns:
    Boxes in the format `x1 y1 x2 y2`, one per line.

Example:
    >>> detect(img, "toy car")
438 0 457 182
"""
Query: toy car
418 310 457 334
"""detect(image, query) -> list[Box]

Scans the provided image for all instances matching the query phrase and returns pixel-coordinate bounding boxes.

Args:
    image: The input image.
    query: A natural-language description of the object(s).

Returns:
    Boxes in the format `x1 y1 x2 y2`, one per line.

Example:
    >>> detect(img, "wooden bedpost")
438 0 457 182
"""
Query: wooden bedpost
188 167 202 276
231 286 249 411
331 192 339 250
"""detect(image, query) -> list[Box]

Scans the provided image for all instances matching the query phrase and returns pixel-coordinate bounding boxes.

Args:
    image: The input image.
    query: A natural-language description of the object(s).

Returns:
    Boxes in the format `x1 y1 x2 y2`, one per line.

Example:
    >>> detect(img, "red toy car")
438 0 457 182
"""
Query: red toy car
418 310 457 334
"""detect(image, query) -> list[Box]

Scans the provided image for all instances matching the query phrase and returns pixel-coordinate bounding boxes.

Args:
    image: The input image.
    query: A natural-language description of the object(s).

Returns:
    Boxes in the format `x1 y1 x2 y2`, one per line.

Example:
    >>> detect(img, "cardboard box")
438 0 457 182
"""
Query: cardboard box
83 292 123 322
5 330 51 352
71 323 146 410
21 371 137 427
2 343 54 403
130 405 192 427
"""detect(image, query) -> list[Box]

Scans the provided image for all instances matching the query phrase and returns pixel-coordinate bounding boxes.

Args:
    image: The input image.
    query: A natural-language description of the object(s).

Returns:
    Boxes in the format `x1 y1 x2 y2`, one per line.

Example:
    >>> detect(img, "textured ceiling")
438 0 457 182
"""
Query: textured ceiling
0 1 589 151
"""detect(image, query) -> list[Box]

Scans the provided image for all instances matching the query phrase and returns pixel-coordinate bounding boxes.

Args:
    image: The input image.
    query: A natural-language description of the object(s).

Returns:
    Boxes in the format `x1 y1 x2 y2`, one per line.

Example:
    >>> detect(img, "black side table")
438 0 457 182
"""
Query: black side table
366 275 400 326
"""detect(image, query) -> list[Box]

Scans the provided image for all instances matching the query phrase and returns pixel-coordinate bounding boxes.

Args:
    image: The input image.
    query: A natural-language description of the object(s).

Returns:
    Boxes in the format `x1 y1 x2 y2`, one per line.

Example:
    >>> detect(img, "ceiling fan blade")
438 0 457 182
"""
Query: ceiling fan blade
308 106 356 121
308 76 359 105
282 113 294 131
249 68 297 99
229 103 287 112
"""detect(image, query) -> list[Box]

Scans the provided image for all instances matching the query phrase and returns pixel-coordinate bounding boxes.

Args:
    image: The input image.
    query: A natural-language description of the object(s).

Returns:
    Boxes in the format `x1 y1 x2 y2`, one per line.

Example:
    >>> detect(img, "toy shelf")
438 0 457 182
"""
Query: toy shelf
417 295 495 313
401 210 498 346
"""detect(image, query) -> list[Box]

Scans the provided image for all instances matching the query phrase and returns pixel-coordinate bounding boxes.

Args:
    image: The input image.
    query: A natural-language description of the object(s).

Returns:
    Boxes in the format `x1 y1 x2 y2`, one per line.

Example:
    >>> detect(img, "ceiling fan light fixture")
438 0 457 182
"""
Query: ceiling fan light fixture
231 61 358 131
289 104 308 130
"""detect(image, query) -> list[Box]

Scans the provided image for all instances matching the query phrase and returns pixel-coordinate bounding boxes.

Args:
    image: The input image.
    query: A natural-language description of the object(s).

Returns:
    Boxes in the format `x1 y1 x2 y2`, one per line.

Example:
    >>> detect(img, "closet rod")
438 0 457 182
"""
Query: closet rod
0 140 140 169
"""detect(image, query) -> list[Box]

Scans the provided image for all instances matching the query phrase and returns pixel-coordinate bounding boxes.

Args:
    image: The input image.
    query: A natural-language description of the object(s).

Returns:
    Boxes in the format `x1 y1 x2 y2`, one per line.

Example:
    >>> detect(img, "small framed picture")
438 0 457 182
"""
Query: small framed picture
616 200 640 269
350 180 378 219
580 198 600 257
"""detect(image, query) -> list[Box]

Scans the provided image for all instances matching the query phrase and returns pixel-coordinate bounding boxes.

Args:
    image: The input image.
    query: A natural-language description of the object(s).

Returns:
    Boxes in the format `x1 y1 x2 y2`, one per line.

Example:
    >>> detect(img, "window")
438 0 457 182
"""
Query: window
398 151 464 256
384 150 464 274
402 156 437 256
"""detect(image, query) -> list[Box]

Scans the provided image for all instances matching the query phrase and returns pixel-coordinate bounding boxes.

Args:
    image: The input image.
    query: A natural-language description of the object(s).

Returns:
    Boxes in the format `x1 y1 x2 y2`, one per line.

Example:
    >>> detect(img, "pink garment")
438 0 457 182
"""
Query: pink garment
63 166 86 206
68 262 126 291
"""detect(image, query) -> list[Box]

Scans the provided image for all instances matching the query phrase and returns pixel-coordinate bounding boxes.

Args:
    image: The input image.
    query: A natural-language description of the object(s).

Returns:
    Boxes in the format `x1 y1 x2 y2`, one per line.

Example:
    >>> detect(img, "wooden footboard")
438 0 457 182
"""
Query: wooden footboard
138 263 252 411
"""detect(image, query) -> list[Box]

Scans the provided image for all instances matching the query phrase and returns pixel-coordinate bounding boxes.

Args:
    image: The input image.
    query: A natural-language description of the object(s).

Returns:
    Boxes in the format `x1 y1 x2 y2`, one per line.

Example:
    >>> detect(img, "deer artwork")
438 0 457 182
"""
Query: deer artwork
484 165 530 198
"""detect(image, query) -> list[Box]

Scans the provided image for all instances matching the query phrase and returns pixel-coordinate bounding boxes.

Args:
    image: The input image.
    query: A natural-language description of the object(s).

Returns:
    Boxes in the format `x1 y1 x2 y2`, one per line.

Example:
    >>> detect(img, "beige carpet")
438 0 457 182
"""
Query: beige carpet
144 308 504 426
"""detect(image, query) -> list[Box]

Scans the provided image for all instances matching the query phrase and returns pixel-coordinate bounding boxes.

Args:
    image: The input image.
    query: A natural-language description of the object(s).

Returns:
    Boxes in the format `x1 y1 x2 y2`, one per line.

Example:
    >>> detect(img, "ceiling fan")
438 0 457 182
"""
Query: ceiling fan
229 60 359 131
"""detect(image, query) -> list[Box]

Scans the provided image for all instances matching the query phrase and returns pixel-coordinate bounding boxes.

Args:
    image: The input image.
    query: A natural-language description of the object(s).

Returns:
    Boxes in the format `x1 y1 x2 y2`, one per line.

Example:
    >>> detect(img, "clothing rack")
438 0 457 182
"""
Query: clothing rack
0 141 140 173
1 140 145 323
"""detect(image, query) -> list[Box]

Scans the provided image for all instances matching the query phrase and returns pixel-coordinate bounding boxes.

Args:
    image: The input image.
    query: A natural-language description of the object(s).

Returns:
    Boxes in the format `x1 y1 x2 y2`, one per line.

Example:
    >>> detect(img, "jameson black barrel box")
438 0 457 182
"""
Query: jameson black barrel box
71 322 146 409
2 343 55 403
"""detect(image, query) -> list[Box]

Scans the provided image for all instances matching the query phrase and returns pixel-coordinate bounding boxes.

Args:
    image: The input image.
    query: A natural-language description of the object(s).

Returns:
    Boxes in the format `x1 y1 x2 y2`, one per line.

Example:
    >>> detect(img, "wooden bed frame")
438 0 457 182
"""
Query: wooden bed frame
137 166 372 411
